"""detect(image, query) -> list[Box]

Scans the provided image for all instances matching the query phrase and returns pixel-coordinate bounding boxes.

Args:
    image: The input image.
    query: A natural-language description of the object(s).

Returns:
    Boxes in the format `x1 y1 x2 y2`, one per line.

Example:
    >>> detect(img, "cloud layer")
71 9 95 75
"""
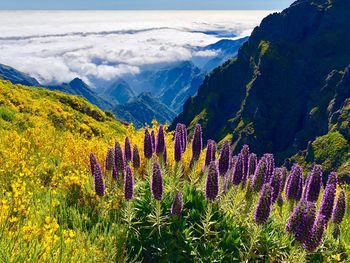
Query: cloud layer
0 11 272 86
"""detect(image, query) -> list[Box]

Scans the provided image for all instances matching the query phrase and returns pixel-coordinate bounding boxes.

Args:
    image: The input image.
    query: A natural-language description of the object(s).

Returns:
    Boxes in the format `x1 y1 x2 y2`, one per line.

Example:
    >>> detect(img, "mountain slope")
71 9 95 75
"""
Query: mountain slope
150 61 204 113
0 80 126 137
173 0 350 165
48 78 111 110
290 65 350 182
200 37 249 72
101 79 136 105
112 92 176 128
0 63 40 86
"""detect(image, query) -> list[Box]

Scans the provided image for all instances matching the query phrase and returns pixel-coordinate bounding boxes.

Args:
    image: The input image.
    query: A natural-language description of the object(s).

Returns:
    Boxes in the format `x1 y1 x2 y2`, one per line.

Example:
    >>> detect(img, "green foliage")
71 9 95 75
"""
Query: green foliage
0 105 16 121
311 132 350 172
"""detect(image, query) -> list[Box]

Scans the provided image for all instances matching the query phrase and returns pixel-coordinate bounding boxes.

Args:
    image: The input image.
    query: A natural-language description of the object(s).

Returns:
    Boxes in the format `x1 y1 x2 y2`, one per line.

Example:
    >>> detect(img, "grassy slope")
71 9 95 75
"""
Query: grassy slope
0 80 349 262
0 80 129 261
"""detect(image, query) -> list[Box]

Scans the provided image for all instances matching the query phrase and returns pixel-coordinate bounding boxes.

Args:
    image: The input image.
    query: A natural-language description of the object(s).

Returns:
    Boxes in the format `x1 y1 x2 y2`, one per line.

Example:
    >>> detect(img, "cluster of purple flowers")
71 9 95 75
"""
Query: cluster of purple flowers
89 136 141 198
285 164 303 201
285 167 347 251
88 123 347 252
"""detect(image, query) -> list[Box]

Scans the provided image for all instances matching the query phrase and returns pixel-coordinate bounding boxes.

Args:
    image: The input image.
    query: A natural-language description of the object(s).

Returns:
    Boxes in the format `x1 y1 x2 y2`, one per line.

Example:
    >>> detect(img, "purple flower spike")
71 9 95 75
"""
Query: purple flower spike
205 161 219 201
204 140 213 167
112 165 118 181
163 144 168 165
252 157 267 192
286 201 305 233
156 125 165 156
191 124 202 162
181 124 187 152
296 174 303 201
176 124 184 151
144 128 153 159
170 192 183 216
304 165 322 202
332 190 346 224
218 140 230 176
247 153 257 179
105 147 114 171
211 141 217 161
241 145 249 181
289 201 316 243
89 152 97 176
280 167 288 193
151 130 156 154
132 145 141 169
303 215 326 252
232 154 244 185
124 137 132 162
124 166 134 200
327 172 338 187
94 163 105 196
152 161 164 200
174 132 182 163
114 141 125 172
270 168 282 203
319 183 336 224
285 164 303 201
254 184 273 224
263 153 275 183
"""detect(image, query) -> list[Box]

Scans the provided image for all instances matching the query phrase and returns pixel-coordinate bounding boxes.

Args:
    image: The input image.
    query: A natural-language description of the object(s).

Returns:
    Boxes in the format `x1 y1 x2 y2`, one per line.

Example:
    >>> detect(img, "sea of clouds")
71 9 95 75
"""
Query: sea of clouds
0 11 273 86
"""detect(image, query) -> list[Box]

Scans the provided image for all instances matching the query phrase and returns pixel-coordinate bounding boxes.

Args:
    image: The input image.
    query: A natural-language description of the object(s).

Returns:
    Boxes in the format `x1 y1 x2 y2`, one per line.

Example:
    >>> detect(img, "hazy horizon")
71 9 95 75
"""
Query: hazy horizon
0 10 274 86
0 0 294 10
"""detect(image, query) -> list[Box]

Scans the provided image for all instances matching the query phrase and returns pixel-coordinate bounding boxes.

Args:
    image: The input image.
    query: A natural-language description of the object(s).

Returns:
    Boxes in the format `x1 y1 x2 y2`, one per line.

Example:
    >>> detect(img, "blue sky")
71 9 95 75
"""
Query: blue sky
0 0 295 10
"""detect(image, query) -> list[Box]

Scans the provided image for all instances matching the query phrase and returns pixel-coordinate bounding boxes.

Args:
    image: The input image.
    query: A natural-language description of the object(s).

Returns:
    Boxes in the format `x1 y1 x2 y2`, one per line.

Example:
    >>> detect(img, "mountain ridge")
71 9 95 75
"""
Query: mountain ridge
172 0 350 168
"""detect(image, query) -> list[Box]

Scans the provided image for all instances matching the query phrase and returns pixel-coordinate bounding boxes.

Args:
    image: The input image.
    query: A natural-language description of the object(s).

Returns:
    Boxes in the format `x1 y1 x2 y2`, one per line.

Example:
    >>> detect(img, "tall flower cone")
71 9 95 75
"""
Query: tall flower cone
304 165 322 202
94 163 105 196
105 147 114 171
218 140 230 176
240 145 249 182
152 161 164 201
156 125 165 156
144 128 153 159
170 192 183 216
254 184 273 224
190 123 202 165
114 141 125 173
332 190 346 224
124 165 134 200
174 131 182 163
252 157 267 192
205 161 219 201
247 153 257 179
151 130 156 154
124 136 132 162
132 145 141 169
89 152 97 176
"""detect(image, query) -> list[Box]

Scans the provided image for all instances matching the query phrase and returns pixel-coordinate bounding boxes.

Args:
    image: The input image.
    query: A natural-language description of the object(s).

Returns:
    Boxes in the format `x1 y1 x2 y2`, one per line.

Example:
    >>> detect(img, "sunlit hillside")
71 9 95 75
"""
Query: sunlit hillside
0 80 349 262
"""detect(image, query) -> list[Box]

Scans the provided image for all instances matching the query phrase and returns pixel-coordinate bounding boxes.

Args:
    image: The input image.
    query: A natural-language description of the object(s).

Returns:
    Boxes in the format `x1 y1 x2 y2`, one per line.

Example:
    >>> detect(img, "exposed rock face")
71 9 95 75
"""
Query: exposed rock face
172 0 350 164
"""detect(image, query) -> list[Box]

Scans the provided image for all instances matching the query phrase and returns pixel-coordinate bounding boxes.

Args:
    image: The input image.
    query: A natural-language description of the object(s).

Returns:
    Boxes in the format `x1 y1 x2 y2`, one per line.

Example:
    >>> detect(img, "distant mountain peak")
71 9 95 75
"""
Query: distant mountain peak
69 77 89 89
102 78 135 105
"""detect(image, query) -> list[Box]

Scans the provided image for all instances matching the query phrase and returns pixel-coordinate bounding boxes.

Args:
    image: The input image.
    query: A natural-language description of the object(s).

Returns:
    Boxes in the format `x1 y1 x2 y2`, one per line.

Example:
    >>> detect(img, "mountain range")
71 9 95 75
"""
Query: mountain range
0 37 247 126
172 0 350 177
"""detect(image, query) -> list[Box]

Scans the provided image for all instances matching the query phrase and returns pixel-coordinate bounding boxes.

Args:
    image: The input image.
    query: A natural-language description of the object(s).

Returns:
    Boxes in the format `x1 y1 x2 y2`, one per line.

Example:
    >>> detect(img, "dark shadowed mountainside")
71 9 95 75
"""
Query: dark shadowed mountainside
172 0 350 168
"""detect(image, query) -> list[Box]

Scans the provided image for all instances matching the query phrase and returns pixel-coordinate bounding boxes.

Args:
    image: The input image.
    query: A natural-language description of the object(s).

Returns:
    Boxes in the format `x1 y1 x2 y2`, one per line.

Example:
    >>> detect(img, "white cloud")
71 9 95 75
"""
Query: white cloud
0 10 272 85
